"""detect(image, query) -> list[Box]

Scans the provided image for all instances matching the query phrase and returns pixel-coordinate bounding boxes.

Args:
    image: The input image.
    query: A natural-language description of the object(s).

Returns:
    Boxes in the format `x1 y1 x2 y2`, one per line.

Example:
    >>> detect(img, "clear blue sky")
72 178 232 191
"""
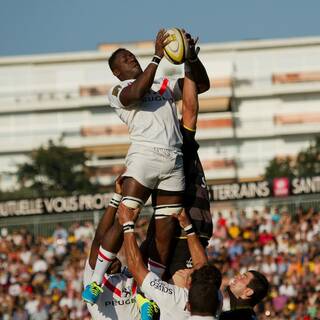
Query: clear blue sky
1 0 320 57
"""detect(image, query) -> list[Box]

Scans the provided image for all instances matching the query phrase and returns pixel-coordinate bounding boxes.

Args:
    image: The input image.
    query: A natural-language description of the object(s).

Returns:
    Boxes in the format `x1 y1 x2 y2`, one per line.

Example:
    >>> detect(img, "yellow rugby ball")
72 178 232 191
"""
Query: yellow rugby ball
164 28 189 65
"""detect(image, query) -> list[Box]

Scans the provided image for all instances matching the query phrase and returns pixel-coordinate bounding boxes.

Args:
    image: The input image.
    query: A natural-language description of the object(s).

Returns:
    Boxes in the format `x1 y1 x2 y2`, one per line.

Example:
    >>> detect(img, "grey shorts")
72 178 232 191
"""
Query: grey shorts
124 144 185 192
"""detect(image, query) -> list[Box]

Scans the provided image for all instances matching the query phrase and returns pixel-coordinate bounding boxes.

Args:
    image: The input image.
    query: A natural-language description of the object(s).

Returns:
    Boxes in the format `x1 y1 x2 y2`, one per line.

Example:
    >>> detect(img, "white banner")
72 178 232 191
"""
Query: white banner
0 193 113 217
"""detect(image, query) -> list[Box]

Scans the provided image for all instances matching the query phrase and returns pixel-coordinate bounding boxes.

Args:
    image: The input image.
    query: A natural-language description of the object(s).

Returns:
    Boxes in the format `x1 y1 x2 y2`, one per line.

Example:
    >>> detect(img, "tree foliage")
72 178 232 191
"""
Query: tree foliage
265 136 320 179
16 140 97 196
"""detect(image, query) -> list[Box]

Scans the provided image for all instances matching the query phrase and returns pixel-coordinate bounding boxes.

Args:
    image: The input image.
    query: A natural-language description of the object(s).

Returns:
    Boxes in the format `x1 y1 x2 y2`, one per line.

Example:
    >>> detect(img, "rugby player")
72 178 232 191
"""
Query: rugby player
118 204 221 320
187 276 221 319
104 28 210 280
143 36 213 278
82 176 141 319
219 271 269 320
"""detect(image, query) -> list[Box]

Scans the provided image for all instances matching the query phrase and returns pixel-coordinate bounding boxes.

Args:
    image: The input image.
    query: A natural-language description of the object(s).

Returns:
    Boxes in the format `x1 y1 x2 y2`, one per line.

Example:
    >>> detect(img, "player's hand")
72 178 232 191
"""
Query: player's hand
173 208 191 229
182 29 200 61
114 175 125 195
118 203 140 225
154 29 171 58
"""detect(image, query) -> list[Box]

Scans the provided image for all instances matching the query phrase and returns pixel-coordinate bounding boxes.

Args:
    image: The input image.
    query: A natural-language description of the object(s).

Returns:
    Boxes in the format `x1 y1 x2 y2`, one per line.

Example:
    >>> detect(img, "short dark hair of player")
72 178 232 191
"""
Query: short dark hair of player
108 48 126 71
190 264 222 289
247 270 269 306
188 281 220 316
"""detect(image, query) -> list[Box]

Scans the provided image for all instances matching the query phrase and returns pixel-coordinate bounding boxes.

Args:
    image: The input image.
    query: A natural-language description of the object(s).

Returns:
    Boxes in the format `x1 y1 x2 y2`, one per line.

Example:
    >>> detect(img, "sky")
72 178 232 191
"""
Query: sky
1 0 320 57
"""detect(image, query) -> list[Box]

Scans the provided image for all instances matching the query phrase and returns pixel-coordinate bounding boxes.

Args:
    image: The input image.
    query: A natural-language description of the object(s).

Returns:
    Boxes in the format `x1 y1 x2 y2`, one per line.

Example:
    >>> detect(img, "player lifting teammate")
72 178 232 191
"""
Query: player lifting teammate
82 28 210 305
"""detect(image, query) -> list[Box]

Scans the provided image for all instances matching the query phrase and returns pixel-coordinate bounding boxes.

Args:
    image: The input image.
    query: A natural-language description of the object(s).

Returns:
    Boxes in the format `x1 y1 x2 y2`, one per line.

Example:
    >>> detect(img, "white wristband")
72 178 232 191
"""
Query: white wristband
184 224 193 232
123 221 135 233
184 224 195 236
151 55 161 66
123 221 135 226
109 193 122 208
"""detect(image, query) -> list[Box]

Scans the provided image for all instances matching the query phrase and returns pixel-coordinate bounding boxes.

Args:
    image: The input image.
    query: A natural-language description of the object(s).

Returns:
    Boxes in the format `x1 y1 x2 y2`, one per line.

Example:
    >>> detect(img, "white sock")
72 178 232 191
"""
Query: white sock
91 246 116 285
148 258 166 278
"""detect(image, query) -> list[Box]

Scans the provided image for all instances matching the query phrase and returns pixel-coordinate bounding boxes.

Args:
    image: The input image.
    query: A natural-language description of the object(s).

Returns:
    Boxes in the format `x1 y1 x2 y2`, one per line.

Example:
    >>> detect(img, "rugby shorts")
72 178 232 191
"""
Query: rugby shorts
124 144 185 192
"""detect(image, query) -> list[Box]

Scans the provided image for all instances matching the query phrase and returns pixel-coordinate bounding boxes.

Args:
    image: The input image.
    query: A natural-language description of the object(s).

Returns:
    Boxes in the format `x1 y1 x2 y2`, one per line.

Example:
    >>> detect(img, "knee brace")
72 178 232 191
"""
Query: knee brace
154 204 183 220
122 196 144 209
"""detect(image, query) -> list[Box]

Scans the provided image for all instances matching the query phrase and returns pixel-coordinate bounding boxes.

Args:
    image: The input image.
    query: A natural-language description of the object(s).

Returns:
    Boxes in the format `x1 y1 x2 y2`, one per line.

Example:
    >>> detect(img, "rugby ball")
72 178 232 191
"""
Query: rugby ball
164 28 189 65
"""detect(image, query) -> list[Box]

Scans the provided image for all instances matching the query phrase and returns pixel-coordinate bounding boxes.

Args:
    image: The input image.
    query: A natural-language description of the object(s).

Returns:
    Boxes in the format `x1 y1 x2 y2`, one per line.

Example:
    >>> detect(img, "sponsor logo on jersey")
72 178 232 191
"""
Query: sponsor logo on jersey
150 279 173 295
142 91 174 104
201 176 207 189
122 287 132 298
105 297 136 307
103 277 137 298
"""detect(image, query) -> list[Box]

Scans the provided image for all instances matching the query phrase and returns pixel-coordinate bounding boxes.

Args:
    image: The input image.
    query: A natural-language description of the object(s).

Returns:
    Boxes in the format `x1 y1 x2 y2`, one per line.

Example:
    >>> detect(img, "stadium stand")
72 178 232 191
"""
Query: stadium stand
0 205 319 319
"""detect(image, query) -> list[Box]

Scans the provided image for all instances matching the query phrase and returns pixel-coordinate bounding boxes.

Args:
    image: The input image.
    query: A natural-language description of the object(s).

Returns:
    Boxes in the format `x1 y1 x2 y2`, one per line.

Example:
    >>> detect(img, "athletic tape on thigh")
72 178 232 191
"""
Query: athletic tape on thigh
154 204 182 219
122 196 144 209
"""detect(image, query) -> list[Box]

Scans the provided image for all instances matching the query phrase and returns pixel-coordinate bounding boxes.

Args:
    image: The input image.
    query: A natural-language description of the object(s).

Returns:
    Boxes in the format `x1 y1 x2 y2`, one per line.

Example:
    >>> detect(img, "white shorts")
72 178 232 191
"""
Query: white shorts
124 144 185 192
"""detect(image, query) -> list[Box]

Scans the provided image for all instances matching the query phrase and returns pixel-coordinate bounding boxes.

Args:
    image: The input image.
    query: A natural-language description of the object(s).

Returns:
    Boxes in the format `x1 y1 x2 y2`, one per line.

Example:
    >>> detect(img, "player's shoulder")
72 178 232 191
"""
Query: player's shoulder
108 79 134 97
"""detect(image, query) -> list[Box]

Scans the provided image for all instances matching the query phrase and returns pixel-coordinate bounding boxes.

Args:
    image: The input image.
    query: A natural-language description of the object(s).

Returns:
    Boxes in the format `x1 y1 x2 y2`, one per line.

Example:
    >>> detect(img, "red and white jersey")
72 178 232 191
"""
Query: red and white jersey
141 271 190 320
108 77 183 150
84 261 140 320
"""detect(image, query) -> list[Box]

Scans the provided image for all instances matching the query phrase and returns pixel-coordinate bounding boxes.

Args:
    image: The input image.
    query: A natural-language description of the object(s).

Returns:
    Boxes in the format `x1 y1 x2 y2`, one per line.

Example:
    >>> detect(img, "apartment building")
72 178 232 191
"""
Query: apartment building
0 36 320 190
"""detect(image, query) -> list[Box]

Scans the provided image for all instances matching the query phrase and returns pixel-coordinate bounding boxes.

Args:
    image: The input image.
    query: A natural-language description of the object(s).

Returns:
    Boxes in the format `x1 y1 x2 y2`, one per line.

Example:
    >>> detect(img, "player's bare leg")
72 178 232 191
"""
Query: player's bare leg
147 191 183 277
83 177 124 305
121 177 152 208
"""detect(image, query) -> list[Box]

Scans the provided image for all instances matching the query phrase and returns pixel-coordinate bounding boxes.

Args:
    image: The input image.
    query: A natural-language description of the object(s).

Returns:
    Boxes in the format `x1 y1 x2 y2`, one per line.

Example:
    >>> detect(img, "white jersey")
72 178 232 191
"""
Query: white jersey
141 271 190 320
189 316 216 319
84 261 140 320
108 77 183 150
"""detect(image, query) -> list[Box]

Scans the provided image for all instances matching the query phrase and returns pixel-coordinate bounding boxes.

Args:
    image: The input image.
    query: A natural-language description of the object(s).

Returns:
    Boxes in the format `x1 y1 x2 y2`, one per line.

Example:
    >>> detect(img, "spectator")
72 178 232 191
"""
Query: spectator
0 204 319 319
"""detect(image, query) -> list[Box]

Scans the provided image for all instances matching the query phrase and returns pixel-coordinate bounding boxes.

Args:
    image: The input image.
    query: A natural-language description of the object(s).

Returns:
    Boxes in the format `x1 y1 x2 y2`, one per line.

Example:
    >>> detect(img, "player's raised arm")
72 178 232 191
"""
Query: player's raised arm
174 209 208 269
117 203 148 287
181 73 199 132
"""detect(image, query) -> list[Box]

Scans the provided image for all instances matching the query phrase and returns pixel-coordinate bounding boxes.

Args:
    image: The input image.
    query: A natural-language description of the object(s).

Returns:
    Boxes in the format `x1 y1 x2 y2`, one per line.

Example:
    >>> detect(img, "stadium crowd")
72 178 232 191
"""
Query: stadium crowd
0 205 319 319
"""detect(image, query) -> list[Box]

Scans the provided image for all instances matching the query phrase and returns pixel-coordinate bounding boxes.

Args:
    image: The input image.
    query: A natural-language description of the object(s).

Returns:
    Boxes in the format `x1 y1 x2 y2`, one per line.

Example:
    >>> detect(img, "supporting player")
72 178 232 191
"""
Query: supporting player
82 176 141 319
143 34 213 278
118 203 222 320
187 274 221 319
220 271 269 320
175 35 213 275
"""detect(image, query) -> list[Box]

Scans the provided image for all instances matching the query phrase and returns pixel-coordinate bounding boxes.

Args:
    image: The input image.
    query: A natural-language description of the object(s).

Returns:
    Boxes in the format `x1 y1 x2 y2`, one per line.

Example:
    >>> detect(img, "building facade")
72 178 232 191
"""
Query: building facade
0 36 320 190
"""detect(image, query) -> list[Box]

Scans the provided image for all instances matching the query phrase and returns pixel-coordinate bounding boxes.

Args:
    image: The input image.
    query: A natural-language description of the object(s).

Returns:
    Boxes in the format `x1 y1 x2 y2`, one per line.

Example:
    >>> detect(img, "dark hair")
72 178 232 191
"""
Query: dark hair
247 270 269 306
188 282 220 316
108 48 126 71
191 264 222 289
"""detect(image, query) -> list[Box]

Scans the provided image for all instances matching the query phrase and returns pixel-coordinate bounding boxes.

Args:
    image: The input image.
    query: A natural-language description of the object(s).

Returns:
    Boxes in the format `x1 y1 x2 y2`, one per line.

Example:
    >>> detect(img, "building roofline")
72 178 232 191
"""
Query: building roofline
1 35 320 66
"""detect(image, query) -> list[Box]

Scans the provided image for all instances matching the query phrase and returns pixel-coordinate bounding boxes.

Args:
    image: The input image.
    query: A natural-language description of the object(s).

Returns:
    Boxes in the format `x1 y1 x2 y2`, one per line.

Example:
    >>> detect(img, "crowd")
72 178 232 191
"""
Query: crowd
0 222 94 320
0 205 319 319
210 206 320 319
